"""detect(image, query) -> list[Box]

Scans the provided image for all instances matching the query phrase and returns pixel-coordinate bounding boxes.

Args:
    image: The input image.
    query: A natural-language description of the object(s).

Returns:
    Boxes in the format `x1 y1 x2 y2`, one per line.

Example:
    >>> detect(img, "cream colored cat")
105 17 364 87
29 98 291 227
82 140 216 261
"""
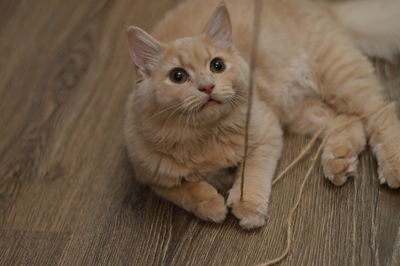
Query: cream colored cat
124 0 400 229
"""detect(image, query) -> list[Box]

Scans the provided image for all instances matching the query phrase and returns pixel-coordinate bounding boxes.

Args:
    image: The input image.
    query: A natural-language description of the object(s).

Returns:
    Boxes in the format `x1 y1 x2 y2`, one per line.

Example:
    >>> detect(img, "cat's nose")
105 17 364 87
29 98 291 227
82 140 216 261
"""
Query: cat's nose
198 84 215 95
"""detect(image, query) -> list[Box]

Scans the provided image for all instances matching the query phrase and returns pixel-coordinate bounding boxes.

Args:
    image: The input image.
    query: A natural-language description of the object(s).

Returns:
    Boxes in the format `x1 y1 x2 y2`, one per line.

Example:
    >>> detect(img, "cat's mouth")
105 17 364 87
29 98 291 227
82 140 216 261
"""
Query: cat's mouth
202 97 221 109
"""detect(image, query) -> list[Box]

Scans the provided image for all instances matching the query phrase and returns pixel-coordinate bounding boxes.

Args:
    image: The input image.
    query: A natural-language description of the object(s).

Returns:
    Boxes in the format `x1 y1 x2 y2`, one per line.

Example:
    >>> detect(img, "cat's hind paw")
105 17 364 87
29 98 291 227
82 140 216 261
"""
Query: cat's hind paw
322 144 358 186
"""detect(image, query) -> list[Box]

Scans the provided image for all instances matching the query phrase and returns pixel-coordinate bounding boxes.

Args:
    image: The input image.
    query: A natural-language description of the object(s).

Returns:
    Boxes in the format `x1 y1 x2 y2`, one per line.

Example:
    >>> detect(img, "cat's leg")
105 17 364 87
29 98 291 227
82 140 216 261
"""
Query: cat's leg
227 107 283 229
367 104 400 187
313 41 400 188
152 181 227 223
290 99 366 186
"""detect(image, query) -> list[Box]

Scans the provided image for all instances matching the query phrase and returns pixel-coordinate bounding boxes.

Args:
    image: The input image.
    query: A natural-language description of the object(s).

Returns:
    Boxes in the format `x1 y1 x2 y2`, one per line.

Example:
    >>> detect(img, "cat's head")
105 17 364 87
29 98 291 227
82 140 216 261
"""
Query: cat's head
127 4 249 126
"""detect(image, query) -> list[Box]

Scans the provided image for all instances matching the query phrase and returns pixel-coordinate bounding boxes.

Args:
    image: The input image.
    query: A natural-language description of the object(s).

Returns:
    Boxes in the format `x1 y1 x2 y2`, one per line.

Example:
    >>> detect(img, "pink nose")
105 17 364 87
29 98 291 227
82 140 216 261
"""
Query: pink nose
198 84 215 95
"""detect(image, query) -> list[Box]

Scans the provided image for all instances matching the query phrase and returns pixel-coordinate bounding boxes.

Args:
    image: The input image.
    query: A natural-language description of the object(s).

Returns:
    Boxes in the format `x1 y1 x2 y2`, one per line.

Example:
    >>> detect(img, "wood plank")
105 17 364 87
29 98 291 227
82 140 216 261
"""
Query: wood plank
0 230 70 265
0 0 399 265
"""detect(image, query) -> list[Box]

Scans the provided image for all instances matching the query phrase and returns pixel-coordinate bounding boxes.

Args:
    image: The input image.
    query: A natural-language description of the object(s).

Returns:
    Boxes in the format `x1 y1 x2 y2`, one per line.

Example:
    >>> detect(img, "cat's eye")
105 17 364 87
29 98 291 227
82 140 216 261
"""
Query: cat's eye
210 58 225 73
169 68 188 83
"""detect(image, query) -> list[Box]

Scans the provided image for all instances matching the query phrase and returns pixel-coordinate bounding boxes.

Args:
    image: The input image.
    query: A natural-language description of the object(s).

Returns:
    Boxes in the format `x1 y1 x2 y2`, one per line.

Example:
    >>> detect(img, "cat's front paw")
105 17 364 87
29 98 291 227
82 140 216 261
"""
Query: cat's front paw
193 192 227 223
227 192 267 229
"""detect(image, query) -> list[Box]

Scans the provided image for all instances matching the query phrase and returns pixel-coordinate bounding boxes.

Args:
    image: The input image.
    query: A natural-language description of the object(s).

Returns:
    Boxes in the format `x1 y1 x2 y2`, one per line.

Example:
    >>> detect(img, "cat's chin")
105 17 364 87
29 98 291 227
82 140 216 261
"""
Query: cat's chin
194 102 233 126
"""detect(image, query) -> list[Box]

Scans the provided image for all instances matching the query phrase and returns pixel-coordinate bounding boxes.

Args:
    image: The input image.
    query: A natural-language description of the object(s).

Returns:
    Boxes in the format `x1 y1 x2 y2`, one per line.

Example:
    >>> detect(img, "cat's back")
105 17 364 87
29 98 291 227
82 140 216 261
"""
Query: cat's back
151 0 330 60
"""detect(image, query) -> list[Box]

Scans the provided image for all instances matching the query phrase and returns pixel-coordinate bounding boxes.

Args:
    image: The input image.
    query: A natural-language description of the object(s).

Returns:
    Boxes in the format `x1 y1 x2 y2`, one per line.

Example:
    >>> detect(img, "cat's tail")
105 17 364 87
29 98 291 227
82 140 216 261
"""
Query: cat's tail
327 0 400 60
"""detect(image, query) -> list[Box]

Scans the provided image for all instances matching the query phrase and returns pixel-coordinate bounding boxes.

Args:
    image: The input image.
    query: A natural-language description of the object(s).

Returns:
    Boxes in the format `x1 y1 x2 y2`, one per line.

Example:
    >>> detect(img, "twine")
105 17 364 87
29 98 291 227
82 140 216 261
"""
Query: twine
256 104 390 266
240 0 263 201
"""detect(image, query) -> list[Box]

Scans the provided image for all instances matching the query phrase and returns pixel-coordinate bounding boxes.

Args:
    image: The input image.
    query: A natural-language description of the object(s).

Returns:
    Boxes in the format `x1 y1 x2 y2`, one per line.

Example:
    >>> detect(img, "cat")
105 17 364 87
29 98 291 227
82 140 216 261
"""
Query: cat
124 0 400 229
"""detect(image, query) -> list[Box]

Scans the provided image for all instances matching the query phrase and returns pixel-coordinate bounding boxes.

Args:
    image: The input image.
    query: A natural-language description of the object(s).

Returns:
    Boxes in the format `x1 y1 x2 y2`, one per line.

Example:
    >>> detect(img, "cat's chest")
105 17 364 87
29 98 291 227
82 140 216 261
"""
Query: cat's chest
168 132 244 173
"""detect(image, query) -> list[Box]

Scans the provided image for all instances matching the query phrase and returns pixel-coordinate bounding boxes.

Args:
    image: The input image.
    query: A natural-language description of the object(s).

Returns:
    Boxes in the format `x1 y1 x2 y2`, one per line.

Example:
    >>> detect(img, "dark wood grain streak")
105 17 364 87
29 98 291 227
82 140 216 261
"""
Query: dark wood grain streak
0 231 70 265
0 0 399 265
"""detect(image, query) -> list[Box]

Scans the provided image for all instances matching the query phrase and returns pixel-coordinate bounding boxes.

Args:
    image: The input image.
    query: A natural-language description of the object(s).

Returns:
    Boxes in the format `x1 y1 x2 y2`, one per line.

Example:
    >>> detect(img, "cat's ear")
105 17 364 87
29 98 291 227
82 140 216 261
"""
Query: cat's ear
204 3 232 48
126 26 165 77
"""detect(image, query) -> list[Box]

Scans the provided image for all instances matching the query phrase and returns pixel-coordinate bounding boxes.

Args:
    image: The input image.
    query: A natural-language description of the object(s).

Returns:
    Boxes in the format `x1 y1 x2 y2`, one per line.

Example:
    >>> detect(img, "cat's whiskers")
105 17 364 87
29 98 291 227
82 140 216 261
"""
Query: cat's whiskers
179 99 197 130
183 110 193 132
155 97 200 144
191 108 200 128
156 104 186 144
229 94 246 108
146 101 183 121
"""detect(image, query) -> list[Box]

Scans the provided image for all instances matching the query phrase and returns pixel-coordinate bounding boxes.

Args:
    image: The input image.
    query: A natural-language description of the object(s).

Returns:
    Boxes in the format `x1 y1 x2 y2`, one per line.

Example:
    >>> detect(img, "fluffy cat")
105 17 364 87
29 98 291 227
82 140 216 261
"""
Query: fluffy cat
124 0 400 229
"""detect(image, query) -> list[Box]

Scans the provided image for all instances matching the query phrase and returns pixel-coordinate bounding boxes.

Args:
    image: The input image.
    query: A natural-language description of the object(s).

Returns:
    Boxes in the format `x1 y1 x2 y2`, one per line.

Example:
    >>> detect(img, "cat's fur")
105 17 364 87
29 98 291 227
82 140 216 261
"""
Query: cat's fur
125 0 400 229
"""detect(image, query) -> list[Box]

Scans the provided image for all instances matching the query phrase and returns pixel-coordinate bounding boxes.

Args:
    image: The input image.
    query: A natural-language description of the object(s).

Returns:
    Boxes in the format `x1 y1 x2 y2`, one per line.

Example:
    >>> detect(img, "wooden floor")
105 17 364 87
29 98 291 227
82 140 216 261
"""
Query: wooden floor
1 0 400 265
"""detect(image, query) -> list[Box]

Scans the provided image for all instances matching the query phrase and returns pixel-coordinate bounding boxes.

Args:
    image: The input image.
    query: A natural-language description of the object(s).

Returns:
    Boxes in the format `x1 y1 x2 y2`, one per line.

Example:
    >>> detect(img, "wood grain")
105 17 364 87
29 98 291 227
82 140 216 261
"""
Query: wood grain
0 0 399 265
